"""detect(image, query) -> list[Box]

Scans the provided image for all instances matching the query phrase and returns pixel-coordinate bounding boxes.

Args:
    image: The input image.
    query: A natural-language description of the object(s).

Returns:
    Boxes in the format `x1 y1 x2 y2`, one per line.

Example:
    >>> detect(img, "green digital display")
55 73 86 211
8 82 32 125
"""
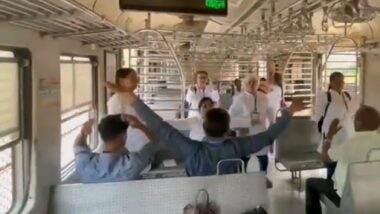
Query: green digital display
205 0 226 10
120 0 227 16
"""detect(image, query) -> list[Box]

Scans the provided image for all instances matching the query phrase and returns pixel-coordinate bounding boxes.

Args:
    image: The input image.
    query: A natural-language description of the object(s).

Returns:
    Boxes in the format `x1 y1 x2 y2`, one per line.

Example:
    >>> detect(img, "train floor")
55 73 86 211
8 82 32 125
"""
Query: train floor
246 156 327 214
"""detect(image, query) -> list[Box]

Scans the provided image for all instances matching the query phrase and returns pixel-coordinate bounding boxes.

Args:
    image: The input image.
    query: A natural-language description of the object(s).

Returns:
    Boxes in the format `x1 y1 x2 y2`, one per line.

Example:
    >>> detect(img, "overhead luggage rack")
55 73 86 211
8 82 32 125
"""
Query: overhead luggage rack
0 0 140 48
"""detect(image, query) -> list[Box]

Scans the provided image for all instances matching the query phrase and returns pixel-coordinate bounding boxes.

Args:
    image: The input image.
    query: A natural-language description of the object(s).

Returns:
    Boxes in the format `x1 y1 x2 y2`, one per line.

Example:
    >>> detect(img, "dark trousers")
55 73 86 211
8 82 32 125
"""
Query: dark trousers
241 155 269 173
326 161 337 180
257 155 269 173
305 178 341 214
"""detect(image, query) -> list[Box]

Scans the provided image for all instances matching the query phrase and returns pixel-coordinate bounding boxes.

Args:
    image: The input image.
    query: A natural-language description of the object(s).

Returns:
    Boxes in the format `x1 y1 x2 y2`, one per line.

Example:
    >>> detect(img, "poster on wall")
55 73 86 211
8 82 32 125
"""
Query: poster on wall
39 77 59 107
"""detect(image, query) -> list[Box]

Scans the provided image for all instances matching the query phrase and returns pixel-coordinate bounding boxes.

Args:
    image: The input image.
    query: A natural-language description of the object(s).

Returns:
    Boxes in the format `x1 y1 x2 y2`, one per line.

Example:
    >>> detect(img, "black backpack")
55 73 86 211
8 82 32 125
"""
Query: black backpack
317 91 351 133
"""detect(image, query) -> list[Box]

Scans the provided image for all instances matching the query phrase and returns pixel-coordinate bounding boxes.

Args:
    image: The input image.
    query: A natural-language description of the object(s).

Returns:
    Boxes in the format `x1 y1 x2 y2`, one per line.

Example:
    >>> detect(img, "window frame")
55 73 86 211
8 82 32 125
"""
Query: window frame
104 50 120 113
59 53 98 179
322 51 361 94
0 46 32 214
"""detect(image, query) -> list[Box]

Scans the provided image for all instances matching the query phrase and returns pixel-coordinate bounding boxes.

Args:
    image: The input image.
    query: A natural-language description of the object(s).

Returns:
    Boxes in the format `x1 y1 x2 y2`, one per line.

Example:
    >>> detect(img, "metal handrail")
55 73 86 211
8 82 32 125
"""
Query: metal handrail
216 159 246 175
133 29 186 118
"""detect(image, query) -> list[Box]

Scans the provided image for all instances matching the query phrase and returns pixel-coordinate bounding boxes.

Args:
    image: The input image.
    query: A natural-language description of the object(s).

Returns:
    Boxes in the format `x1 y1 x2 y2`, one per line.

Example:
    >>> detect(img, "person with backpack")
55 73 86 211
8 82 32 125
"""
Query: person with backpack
312 72 357 180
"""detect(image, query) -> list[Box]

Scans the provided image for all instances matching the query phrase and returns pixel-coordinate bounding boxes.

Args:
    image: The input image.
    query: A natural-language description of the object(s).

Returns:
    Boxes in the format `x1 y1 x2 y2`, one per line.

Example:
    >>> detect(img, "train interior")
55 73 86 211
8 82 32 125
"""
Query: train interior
1 0 380 213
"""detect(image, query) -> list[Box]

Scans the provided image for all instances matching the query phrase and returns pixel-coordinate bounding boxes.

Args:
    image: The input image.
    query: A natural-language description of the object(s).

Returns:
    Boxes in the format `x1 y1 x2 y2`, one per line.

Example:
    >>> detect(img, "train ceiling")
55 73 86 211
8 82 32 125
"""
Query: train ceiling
0 0 379 52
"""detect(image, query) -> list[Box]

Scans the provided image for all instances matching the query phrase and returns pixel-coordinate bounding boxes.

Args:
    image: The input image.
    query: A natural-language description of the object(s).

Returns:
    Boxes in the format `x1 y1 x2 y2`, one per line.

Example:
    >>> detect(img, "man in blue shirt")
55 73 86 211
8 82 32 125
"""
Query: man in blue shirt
106 82 306 176
74 114 157 183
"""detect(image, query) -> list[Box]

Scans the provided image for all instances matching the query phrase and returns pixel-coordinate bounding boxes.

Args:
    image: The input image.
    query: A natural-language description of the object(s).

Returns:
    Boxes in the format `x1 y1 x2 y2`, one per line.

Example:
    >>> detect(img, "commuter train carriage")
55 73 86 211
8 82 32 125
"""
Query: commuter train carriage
1 0 380 213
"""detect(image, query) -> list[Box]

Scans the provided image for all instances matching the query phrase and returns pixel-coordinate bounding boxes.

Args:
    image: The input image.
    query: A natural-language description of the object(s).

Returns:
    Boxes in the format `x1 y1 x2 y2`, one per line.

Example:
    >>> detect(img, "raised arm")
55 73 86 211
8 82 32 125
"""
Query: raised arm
122 114 157 143
73 120 96 178
132 97 200 157
235 99 307 157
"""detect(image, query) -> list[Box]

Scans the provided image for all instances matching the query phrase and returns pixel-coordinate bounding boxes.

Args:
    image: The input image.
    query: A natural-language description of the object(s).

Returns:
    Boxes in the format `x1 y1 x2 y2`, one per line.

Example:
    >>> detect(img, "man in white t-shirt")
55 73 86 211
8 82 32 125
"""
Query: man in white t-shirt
305 105 380 214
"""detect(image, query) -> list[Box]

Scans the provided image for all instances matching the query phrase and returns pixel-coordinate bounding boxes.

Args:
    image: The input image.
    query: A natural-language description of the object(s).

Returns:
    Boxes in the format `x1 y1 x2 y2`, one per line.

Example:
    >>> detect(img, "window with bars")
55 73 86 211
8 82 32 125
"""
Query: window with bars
323 52 360 94
0 49 30 213
60 56 97 180
0 50 18 213
127 49 182 120
283 52 315 117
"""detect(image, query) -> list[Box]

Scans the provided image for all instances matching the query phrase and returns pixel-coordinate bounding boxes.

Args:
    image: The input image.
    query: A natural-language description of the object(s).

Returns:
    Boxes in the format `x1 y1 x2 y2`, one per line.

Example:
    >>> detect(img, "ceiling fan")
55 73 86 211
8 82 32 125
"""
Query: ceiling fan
328 0 377 24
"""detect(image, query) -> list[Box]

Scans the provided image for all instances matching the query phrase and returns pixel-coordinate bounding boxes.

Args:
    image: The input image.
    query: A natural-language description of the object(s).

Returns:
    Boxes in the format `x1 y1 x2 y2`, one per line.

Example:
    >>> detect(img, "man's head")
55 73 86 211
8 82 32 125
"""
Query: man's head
234 78 242 91
329 72 345 92
115 68 139 92
243 75 260 94
198 97 215 119
354 105 380 132
194 70 209 88
203 108 230 138
98 114 129 151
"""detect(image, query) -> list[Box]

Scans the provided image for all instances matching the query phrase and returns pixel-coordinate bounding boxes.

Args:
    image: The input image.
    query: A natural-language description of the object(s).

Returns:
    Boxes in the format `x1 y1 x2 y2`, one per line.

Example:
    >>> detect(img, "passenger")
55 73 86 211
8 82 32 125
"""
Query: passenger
232 78 243 100
107 68 149 152
267 71 284 125
74 114 157 183
106 82 306 176
186 70 220 118
267 65 284 155
167 97 251 141
312 72 356 180
305 105 380 214
229 75 271 173
258 77 271 94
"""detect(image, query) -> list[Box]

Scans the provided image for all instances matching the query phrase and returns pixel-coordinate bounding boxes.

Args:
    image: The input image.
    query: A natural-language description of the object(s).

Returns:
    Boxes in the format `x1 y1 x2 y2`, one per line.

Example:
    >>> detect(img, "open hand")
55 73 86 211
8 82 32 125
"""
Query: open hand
287 98 307 115
81 119 94 136
106 82 137 104
327 118 342 140
122 114 144 130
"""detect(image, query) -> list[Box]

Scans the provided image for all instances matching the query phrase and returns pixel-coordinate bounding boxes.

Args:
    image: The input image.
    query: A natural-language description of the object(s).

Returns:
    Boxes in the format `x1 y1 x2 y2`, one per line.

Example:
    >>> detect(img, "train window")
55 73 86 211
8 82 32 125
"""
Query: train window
0 49 30 213
258 60 267 78
60 55 97 180
127 49 183 120
323 52 360 93
283 52 315 117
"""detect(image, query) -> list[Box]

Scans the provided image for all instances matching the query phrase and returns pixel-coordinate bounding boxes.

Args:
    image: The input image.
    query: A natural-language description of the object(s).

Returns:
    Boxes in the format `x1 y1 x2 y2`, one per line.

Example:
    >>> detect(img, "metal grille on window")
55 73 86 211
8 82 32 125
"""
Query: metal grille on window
322 39 360 94
60 56 94 180
0 50 18 213
128 35 183 120
283 52 314 116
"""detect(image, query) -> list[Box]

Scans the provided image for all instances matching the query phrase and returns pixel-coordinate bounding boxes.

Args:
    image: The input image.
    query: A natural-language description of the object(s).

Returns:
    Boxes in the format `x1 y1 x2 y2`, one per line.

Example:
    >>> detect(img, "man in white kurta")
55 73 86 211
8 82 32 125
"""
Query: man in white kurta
185 71 220 118
229 75 270 173
186 86 220 118
312 72 358 179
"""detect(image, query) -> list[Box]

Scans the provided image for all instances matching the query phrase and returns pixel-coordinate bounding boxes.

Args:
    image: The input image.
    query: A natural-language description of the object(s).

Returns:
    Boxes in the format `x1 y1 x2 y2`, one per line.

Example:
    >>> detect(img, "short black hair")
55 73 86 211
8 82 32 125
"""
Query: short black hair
203 108 230 137
98 114 129 142
198 97 214 110
330 72 344 82
355 105 380 131
115 68 135 85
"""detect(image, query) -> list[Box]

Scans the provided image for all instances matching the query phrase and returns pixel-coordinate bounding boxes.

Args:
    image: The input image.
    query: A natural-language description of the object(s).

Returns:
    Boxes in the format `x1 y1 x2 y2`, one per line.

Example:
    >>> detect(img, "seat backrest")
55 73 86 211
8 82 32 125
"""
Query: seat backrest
340 161 380 214
276 118 321 159
49 172 268 214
